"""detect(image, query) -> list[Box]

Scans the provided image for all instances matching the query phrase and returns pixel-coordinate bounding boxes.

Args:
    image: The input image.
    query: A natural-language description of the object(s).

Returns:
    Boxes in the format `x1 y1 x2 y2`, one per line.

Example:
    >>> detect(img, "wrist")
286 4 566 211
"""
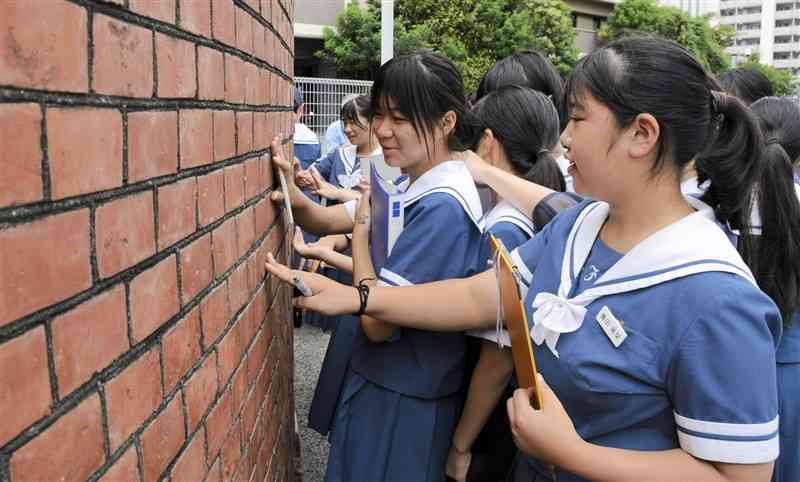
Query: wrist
551 435 589 470
451 435 471 454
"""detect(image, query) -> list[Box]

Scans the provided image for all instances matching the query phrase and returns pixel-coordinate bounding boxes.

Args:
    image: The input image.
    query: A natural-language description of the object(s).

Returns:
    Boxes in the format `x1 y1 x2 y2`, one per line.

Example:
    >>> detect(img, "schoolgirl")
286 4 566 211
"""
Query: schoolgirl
750 96 800 482
718 67 775 106
299 95 381 193
267 37 782 482
447 86 564 482
269 50 485 481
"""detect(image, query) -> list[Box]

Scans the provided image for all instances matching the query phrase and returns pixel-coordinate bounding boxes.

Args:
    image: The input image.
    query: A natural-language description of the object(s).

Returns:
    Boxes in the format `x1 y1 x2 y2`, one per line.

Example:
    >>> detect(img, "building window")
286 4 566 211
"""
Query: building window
571 13 578 28
738 6 762 14
775 35 793 44
776 2 793 11
721 8 735 16
776 19 793 27
593 16 604 31
774 52 791 60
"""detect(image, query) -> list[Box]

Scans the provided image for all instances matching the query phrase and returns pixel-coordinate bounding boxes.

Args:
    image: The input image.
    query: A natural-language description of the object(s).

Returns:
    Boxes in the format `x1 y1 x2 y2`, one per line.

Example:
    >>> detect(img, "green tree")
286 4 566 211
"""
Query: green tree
599 0 733 74
317 0 580 90
737 54 798 97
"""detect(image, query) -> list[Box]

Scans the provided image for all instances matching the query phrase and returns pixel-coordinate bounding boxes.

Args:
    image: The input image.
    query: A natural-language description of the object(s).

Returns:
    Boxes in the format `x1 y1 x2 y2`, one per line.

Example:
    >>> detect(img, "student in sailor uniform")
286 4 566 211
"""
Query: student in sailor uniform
268 38 781 482
297 95 381 195
292 85 322 169
718 67 775 106
750 96 800 482
268 50 484 482
446 86 565 482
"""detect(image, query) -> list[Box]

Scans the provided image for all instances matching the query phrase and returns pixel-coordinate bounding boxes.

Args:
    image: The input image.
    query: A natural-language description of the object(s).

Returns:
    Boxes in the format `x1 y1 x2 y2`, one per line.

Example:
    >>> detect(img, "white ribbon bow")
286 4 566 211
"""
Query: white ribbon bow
531 292 586 358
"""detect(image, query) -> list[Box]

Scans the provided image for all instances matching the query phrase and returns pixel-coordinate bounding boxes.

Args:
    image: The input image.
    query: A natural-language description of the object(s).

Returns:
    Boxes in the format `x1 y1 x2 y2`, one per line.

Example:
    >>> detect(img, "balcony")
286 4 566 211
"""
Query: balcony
773 58 800 69
774 25 798 37
775 9 798 21
772 41 800 53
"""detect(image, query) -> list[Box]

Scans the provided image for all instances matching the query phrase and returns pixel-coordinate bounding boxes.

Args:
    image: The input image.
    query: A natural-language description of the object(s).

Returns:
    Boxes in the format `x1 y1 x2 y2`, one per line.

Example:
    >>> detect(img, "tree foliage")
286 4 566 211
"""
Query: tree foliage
317 0 580 90
599 0 733 74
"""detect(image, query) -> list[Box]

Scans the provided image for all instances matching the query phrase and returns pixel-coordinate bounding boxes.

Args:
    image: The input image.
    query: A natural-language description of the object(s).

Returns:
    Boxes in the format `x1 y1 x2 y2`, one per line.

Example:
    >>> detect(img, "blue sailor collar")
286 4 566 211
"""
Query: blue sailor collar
480 200 535 237
531 196 756 357
399 160 483 228
339 145 383 175
293 123 319 145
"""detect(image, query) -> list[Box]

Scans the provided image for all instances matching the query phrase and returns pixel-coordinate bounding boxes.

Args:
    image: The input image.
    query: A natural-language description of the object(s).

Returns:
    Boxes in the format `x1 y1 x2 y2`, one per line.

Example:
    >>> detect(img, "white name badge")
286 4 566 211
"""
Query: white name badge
596 306 627 348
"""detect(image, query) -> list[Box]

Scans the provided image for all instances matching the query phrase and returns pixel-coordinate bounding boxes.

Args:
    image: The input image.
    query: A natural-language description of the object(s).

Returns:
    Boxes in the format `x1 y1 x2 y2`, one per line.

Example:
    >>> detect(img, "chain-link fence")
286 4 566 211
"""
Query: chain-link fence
295 76 374 154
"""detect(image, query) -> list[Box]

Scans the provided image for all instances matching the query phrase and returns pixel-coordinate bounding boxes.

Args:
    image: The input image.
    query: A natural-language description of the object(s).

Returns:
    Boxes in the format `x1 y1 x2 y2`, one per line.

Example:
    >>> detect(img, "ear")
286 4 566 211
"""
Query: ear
626 113 660 160
441 110 457 137
476 128 496 163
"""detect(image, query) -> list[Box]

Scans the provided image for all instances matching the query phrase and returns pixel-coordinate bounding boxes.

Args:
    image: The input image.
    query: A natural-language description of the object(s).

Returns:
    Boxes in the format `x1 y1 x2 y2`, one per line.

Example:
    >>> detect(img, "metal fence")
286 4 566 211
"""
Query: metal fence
295 76 374 154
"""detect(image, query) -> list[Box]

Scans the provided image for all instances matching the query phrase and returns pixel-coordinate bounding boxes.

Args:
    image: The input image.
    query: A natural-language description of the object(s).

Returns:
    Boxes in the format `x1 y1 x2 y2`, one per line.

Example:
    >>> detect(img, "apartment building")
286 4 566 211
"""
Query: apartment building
719 0 800 75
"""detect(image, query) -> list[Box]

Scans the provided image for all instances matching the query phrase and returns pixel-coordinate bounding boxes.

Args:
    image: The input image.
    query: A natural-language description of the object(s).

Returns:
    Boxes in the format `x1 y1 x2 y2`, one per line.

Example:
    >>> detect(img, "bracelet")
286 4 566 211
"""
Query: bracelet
356 277 376 316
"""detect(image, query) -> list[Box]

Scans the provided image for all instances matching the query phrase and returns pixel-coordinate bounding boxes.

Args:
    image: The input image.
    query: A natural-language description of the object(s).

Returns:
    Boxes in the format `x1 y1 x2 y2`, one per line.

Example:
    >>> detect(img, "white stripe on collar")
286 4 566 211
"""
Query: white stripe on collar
479 200 534 237
531 196 756 357
399 160 483 228
340 145 383 175
293 123 318 144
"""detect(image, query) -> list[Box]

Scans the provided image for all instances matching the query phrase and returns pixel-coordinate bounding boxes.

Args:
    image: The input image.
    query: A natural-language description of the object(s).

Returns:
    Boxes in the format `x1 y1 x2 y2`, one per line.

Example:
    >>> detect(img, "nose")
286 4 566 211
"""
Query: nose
373 117 392 140
560 125 573 151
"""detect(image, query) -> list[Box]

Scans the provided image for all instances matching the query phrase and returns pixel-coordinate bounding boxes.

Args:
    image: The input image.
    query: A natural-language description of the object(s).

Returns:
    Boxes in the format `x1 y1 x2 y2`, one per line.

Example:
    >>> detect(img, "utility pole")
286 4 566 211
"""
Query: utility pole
381 0 394 65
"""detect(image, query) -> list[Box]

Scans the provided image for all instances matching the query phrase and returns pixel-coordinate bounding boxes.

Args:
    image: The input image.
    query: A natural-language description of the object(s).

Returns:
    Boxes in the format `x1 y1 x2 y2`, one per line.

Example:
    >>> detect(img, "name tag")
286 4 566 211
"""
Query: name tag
596 306 627 348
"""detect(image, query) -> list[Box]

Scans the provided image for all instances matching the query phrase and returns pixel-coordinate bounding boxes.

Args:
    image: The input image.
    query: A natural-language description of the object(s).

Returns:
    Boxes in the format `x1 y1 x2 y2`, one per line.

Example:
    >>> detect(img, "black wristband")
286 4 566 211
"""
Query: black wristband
356 277 375 316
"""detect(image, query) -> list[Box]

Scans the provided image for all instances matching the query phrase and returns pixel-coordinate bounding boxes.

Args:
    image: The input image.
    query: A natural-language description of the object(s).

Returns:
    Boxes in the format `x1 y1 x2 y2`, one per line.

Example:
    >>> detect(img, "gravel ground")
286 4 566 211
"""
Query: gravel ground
293 323 331 482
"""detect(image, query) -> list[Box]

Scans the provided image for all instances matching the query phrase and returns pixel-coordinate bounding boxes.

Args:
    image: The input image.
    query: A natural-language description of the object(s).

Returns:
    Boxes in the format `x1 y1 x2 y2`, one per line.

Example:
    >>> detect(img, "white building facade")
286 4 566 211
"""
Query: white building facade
660 0 720 17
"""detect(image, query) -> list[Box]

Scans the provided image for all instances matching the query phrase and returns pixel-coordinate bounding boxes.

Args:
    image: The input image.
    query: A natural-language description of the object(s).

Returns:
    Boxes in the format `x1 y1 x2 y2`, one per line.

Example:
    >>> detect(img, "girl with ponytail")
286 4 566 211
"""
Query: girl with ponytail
750 96 800 482
267 37 781 481
446 86 564 482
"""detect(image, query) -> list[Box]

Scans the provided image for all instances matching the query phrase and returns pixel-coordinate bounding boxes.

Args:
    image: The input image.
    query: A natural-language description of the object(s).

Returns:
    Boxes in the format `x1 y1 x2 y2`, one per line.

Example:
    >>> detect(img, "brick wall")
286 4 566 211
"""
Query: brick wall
0 0 297 481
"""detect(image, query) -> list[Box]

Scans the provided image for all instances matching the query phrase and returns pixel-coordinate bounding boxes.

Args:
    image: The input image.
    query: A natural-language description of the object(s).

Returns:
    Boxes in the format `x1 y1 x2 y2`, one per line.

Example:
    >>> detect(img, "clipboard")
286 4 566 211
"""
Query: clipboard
490 234 543 410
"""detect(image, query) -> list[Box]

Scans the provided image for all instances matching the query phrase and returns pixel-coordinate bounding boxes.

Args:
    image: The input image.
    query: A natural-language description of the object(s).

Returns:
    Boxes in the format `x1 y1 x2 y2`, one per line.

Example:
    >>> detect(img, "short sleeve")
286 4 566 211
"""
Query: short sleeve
532 192 583 232
509 218 555 290
668 287 780 464
476 222 530 273
378 193 479 288
311 150 336 180
343 199 357 222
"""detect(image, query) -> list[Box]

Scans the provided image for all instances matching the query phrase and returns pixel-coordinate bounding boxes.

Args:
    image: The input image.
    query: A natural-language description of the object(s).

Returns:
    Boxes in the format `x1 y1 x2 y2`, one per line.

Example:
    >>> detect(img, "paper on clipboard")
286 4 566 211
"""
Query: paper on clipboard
490 234 543 410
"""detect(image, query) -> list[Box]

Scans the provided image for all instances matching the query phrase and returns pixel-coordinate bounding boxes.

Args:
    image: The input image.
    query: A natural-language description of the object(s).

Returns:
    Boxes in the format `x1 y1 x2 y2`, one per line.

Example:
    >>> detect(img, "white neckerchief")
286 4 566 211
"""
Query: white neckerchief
532 196 756 357
337 145 383 189
293 123 318 145
400 160 483 228
480 200 535 237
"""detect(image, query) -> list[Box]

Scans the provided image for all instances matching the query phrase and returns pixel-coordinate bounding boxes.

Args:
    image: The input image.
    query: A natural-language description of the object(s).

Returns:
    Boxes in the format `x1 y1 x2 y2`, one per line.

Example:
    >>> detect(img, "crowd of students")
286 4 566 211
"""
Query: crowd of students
272 37 800 482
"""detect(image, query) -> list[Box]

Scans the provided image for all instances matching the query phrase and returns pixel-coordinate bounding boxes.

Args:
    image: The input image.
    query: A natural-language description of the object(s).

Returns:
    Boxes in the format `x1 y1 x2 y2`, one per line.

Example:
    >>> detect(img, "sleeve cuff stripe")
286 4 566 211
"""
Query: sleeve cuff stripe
510 249 533 284
376 280 392 287
677 431 778 464
674 411 778 437
378 269 413 287
677 426 779 443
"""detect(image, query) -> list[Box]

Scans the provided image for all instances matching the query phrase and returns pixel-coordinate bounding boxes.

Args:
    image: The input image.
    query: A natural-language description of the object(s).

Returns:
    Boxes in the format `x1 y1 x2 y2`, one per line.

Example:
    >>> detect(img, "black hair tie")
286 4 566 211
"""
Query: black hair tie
356 277 376 316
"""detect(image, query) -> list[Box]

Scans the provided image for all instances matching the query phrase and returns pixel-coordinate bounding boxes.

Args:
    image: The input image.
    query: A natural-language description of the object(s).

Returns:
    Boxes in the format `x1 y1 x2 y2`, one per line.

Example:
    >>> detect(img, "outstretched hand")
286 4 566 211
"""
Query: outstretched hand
309 169 343 201
265 252 360 315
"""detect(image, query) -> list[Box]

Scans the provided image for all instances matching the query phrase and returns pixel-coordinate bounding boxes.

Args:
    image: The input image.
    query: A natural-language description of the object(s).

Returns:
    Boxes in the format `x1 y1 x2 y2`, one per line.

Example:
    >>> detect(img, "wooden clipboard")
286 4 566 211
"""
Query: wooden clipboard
490 234 543 410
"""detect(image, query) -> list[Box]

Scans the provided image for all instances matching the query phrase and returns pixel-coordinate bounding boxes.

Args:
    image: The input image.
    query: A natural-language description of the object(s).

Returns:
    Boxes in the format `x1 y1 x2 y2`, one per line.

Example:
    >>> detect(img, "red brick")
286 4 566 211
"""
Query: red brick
52 286 128 397
180 233 213 304
198 46 225 101
10 394 104 482
212 0 236 46
221 422 243 481
214 110 236 162
237 208 257 258
47 107 123 199
244 62 260 106
256 68 269 107
172 426 207 482
156 33 196 98
0 1 88 92
99 445 140 482
253 23 266 62
225 163 245 210
217 324 242 387
106 348 163 449
200 283 230 345
208 455 223 482
130 255 179 342
158 177 197 249
93 14 154 97
253 114 267 151
184 353 219 432
163 307 202 391
237 112 254 155
236 7 253 54
243 158 259 201
142 392 185 482
225 55 245 104
0 328 51 446
180 110 213 168
228 264 249 315
198 169 225 226
0 210 91 326
130 0 176 24
205 391 233 459
96 191 156 278
212 218 239 276
255 198 277 237
128 110 178 183
0 103 42 207
180 0 211 36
